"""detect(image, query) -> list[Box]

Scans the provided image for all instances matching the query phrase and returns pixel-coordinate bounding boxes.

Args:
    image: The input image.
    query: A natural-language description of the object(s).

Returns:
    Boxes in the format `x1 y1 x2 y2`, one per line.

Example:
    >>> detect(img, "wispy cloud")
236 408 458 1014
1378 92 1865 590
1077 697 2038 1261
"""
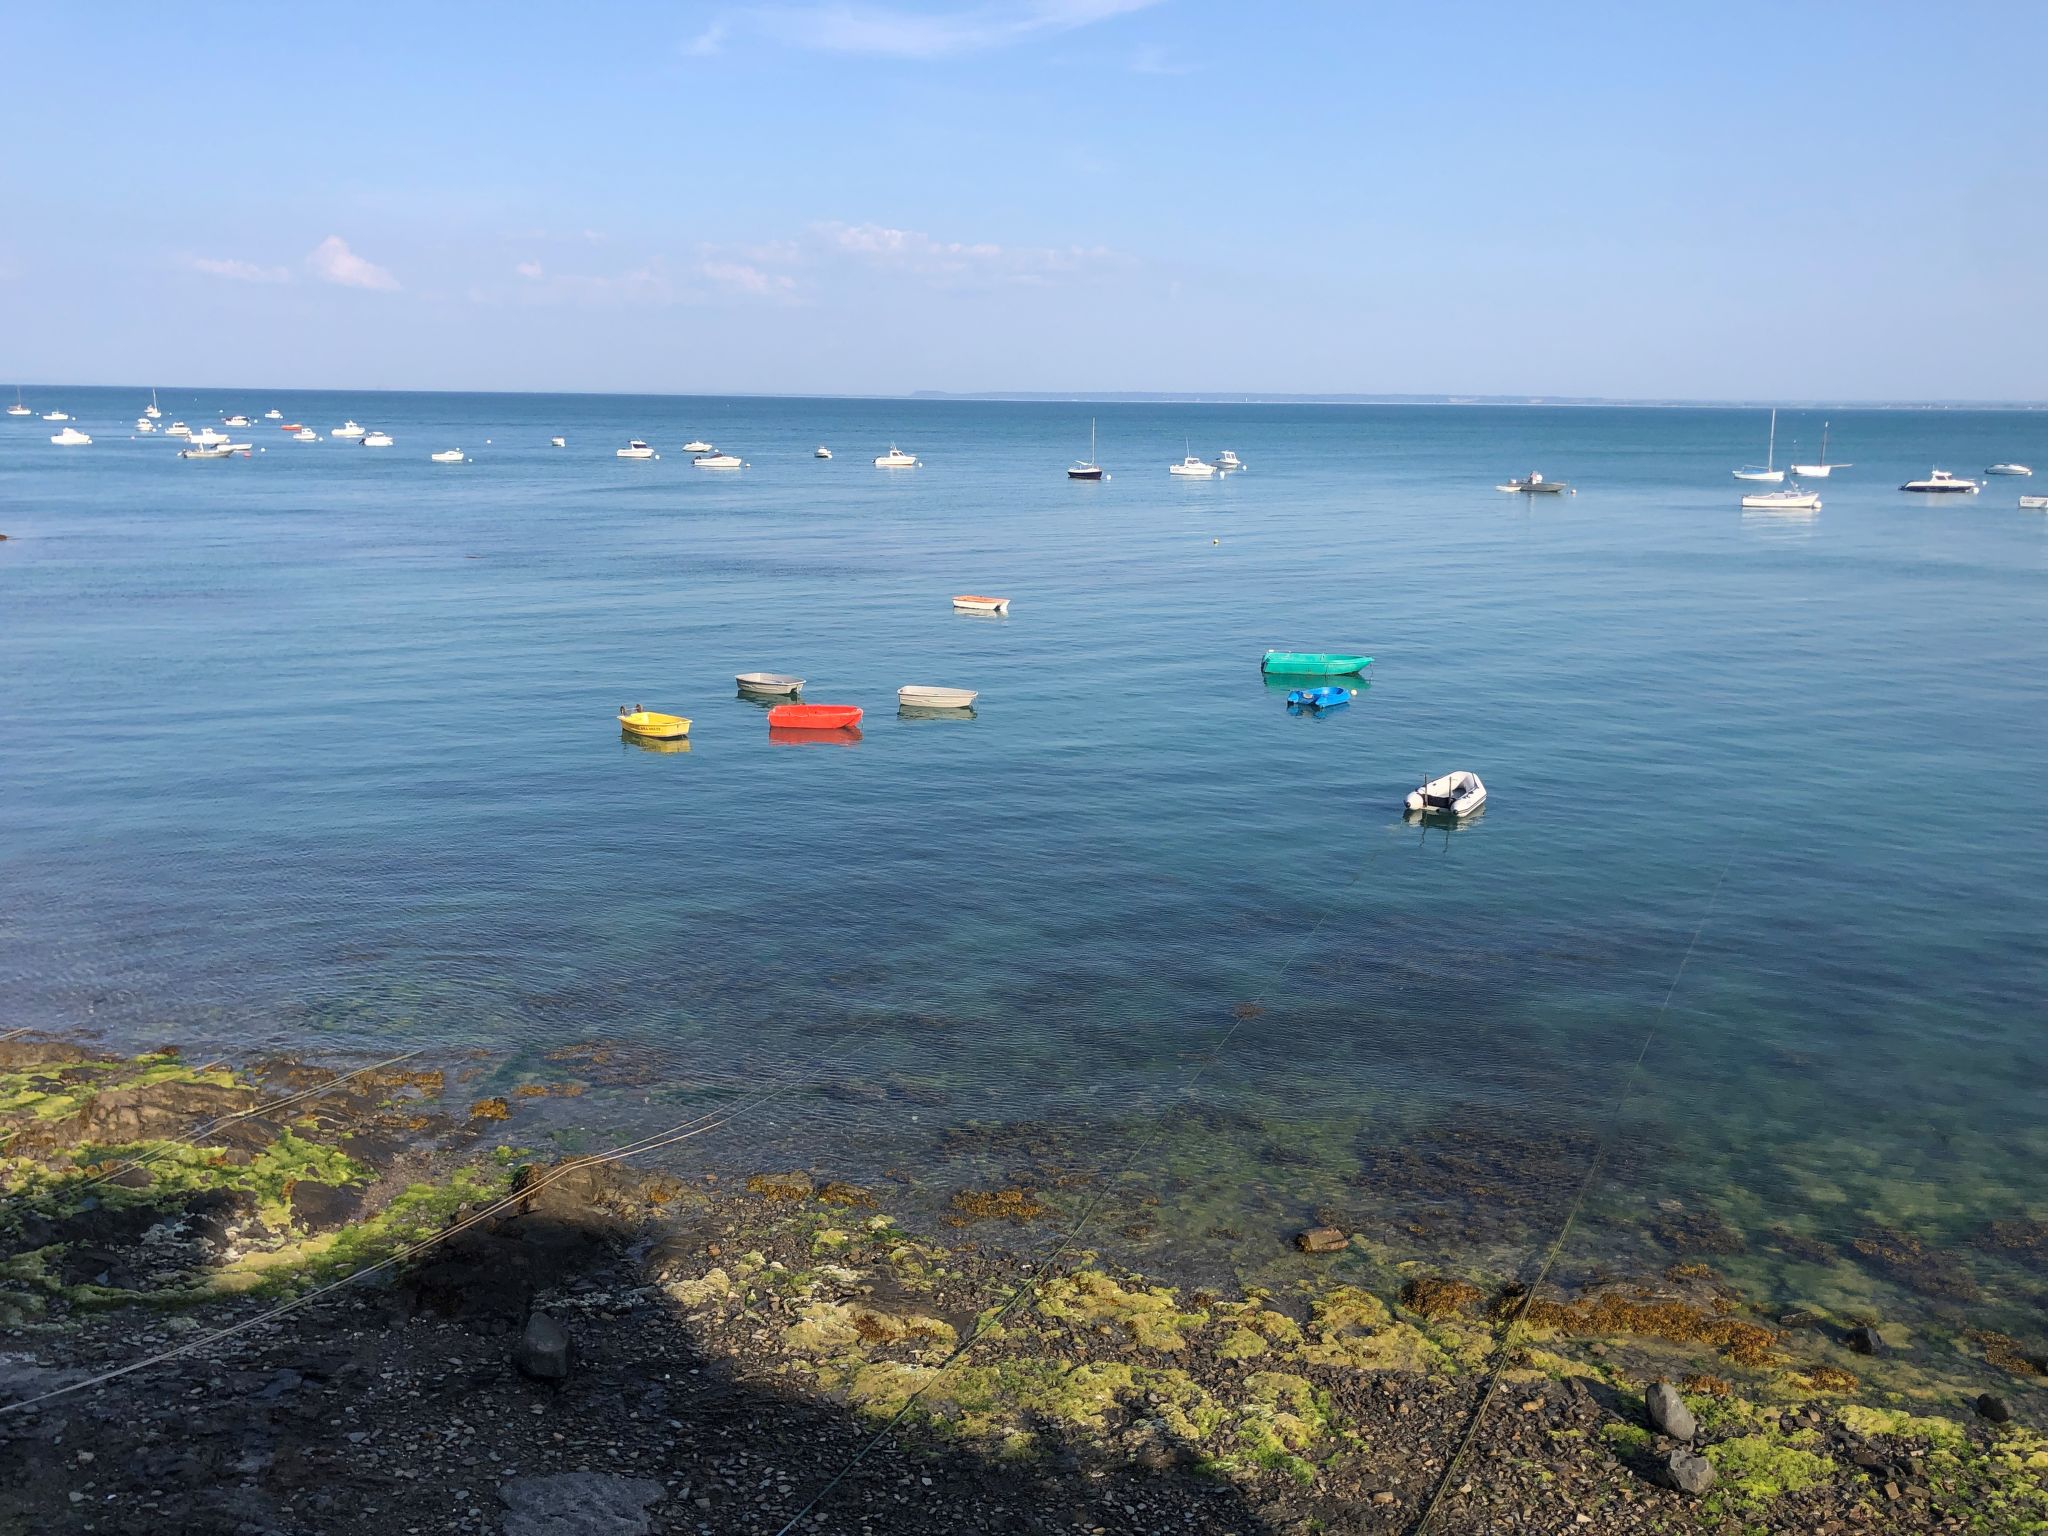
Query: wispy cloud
306 235 399 291
817 220 1124 284
701 259 798 297
188 255 292 284
684 21 727 55
754 0 1161 59
514 259 545 280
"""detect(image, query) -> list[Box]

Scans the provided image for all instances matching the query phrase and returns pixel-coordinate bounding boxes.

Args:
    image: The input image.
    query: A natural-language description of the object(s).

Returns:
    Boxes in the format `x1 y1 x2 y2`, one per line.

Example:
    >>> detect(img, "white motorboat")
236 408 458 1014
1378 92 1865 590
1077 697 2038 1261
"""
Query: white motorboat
1406 770 1486 818
6 389 28 417
897 685 979 710
735 672 805 696
179 441 246 459
681 440 714 454
263 409 282 420
693 453 745 469
1169 454 1216 477
362 430 394 448
134 417 156 433
333 420 367 439
550 436 566 448
617 440 657 459
951 594 1011 615
165 421 192 438
50 426 92 446
1496 472 1572 494
2019 495 2048 510
292 428 319 442
1068 418 1104 480
1986 463 2034 477
430 449 467 463
224 414 252 428
1733 408 1784 482
144 391 161 420
1741 486 1822 511
1215 450 1244 472
1788 421 1849 479
875 446 919 467
42 411 70 422
1900 469 1979 493
189 426 231 447
814 445 832 459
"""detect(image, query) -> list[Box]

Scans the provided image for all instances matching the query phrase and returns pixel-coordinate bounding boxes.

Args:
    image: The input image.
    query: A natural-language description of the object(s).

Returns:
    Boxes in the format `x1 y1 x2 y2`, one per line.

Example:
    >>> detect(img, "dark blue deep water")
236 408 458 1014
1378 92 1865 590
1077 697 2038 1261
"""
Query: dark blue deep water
4 390 2045 1355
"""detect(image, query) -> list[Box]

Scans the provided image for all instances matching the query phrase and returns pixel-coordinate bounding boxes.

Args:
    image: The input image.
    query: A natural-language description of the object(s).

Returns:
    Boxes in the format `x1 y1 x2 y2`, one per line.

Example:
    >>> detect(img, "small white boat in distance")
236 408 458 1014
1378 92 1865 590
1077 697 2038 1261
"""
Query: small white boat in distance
1169 454 1216 477
681 440 714 454
430 449 467 463
292 428 319 442
264 409 282 420
362 430 394 448
50 426 92 446
2019 495 2048 510
952 594 1011 615
693 453 745 469
189 426 231 447
617 440 657 459
1733 408 1785 482
1216 450 1244 472
42 411 70 422
179 441 245 459
1789 421 1848 479
735 672 804 696
144 392 162 420
1407 770 1486 817
135 417 156 433
1986 463 2034 476
333 420 367 439
1497 472 1572 494
224 414 252 428
898 685 979 710
1901 469 1979 493
1741 487 1821 511
875 446 919 467
165 421 192 438
6 389 29 416
550 436 566 448
815 445 832 459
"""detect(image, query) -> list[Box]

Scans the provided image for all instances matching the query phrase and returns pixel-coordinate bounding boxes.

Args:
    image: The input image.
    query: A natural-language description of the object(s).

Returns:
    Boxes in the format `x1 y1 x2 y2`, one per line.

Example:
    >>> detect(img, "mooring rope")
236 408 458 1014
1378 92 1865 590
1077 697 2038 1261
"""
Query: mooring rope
1407 841 1739 1536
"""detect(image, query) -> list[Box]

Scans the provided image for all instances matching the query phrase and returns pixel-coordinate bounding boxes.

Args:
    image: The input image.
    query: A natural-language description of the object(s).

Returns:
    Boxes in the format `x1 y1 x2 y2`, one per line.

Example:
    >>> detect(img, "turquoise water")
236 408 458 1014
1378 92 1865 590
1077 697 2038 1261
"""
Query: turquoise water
4 391 2046 1344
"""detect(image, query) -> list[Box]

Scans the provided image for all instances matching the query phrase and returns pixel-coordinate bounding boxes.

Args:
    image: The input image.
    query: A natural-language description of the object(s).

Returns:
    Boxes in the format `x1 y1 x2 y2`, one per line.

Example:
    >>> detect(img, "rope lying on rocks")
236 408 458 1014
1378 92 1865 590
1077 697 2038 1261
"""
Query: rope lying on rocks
0 1034 872 1417
1407 842 1738 1536
771 821 1411 1536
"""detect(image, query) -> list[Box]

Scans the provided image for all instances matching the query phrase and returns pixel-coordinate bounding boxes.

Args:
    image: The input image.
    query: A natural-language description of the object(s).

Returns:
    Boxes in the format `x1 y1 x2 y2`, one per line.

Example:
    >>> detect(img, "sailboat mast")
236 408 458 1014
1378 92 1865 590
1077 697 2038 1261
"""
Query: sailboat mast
1820 420 1828 465
1767 409 1776 471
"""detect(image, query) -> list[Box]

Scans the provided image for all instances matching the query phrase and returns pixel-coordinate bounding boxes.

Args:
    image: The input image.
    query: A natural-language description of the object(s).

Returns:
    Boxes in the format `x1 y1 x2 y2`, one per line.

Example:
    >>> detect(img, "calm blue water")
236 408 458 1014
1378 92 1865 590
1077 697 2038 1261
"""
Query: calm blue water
4 390 2046 1345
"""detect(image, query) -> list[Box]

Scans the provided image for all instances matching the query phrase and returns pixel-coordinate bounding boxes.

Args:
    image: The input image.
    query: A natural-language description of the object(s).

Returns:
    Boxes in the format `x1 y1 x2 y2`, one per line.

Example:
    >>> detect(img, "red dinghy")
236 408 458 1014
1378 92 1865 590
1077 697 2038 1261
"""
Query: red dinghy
766 703 864 731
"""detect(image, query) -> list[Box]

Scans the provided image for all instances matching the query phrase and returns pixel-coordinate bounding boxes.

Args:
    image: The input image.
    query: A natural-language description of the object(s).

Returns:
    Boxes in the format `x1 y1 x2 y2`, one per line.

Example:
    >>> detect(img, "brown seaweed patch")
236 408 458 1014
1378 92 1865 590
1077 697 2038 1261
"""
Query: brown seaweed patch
1975 1219 2048 1270
818 1181 878 1209
1500 1283 1780 1367
745 1172 815 1203
949 1187 1048 1224
1804 1365 1860 1392
1652 1205 1747 1256
1679 1372 1732 1397
1848 1227 1981 1302
1400 1276 1483 1321
468 1097 511 1122
1965 1328 2048 1378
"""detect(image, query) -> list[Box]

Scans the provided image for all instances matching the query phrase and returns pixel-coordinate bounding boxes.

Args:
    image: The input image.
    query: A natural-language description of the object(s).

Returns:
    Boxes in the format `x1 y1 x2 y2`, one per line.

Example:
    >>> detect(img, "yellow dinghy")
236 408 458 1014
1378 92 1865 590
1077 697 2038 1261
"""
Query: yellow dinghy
617 706 691 740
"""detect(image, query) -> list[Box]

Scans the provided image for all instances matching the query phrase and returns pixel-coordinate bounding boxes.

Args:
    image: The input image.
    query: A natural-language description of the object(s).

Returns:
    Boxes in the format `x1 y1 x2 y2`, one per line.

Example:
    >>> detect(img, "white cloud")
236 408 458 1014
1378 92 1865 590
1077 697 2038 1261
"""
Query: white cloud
817 220 1123 284
684 22 727 55
702 259 798 297
189 255 292 284
515 260 545 280
306 235 399 291
757 0 1160 59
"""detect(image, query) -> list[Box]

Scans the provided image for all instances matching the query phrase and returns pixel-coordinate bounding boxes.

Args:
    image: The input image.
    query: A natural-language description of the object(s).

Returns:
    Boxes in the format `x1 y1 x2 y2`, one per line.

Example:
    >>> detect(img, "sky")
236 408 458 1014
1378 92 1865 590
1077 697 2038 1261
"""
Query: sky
3 1 2045 400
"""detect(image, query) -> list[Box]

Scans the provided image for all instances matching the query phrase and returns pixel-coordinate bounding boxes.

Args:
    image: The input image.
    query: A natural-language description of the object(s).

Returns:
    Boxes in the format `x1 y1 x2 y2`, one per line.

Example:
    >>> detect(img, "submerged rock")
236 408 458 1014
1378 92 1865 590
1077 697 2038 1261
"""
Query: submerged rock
1295 1226 1349 1254
1663 1447 1715 1495
1645 1381 1697 1442
1977 1392 2012 1424
1844 1323 1885 1357
514 1311 573 1382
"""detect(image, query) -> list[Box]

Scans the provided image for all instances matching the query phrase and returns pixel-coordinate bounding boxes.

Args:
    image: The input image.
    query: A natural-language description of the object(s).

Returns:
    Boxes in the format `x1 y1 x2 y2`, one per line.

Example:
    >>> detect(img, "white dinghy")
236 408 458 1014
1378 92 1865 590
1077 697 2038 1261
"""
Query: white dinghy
735 672 805 696
2019 495 2048 510
1406 771 1487 818
897 685 979 710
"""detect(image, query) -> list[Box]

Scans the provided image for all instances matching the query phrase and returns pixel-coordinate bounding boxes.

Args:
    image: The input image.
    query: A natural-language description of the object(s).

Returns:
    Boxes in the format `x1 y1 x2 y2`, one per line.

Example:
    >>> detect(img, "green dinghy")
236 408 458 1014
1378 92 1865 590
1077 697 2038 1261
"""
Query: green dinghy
1261 650 1372 676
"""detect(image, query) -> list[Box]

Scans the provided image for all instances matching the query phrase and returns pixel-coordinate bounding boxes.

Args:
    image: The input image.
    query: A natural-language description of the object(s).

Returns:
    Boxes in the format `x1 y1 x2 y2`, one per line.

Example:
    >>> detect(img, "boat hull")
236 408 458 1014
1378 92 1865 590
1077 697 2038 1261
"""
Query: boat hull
1067 466 1104 480
618 711 691 740
767 704 863 731
1285 686 1352 709
1787 464 1834 479
897 686 979 709
952 595 1010 614
1406 772 1486 818
1262 651 1371 676
735 673 805 696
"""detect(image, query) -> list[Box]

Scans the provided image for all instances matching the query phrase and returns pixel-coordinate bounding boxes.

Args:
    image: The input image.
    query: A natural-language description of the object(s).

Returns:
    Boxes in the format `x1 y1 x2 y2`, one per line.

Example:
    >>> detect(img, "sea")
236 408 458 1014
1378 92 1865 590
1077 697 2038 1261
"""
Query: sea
4 389 2045 1373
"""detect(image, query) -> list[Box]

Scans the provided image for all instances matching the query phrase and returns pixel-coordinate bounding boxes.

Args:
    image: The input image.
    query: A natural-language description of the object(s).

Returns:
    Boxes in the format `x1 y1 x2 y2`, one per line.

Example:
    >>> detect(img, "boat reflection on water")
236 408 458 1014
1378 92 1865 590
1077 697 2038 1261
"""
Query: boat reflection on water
768 725 862 746
1404 801 1484 850
621 733 691 755
897 704 976 722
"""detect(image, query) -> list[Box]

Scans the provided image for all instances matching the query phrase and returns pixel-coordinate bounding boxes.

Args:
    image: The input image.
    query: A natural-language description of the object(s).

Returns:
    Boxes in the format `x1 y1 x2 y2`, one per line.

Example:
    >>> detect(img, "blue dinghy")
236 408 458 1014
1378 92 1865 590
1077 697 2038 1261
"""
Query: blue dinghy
1286 685 1353 709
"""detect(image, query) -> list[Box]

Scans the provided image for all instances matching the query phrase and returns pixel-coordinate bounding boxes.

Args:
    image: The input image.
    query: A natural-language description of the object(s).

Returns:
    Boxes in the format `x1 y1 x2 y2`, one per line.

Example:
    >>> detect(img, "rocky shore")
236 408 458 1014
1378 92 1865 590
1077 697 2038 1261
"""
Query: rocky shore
1 1036 2042 1534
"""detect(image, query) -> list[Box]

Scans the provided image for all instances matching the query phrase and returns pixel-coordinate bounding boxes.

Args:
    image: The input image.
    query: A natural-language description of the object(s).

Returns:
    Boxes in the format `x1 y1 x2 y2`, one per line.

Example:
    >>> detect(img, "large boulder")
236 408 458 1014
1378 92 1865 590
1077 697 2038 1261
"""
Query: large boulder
1645 1381 1697 1441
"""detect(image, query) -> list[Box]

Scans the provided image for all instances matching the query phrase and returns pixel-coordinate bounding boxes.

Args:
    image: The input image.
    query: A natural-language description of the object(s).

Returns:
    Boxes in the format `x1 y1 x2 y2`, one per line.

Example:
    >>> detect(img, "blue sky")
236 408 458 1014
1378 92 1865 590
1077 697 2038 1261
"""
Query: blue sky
3 2 2044 398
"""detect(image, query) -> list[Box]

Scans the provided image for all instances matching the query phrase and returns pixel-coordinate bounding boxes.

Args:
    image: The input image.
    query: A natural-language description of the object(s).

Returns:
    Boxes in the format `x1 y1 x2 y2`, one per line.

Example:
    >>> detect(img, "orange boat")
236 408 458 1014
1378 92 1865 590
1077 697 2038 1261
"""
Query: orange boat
767 703 863 730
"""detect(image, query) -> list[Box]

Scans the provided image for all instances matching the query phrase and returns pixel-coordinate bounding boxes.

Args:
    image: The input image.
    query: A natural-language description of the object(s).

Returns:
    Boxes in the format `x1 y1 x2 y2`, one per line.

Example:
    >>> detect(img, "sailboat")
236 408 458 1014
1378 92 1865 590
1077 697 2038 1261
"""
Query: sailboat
1789 420 1849 479
1067 418 1105 480
144 389 161 420
5 388 27 418
1733 409 1784 482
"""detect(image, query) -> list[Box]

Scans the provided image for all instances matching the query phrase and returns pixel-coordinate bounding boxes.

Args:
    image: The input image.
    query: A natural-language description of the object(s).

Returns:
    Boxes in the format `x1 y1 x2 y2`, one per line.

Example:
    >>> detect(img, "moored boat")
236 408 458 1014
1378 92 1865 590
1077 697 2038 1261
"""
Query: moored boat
1215 450 1244 472
617 440 656 459
223 414 252 428
333 420 367 439
42 411 70 422
430 449 467 463
951 594 1011 615
1733 408 1784 482
736 672 805 696
1497 472 1571 494
815 445 832 459
361 430 394 448
693 453 745 468
6 389 29 416
135 417 155 432
1068 418 1105 480
681 440 714 454
1286 685 1354 709
550 436 566 448
875 446 919 468
1406 770 1486 817
766 703 863 730
178 441 247 459
618 706 691 740
1169 454 1216 477
1986 463 2034 477
165 421 192 438
2019 495 2048 510
1262 650 1371 676
264 409 282 420
1741 487 1822 511
897 685 979 710
291 428 319 442
1900 469 1979 493
279 421 303 431
50 426 92 446
1788 420 1848 478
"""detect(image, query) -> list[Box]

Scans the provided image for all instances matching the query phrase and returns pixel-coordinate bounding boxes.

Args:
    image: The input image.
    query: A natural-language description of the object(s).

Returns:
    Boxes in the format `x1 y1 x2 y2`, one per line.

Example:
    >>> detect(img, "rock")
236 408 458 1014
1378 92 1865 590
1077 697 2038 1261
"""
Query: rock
1844 1323 1885 1356
1294 1226 1349 1254
1976 1393 2012 1424
73 1078 256 1143
514 1312 573 1382
499 1472 663 1536
1646 1381 1698 1442
287 1180 365 1232
1663 1448 1715 1496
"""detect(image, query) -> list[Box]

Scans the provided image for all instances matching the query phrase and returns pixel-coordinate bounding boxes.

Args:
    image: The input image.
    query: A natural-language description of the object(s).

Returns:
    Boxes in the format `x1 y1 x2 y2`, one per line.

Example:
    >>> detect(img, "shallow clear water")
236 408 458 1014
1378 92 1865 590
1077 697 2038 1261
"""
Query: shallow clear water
4 390 2046 1344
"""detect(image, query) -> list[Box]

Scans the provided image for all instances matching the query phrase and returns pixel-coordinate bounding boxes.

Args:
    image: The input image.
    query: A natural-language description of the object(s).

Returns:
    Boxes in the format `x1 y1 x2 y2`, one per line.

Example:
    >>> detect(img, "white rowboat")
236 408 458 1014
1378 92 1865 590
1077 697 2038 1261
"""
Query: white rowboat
898 685 979 710
951 595 1011 615
735 672 805 696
